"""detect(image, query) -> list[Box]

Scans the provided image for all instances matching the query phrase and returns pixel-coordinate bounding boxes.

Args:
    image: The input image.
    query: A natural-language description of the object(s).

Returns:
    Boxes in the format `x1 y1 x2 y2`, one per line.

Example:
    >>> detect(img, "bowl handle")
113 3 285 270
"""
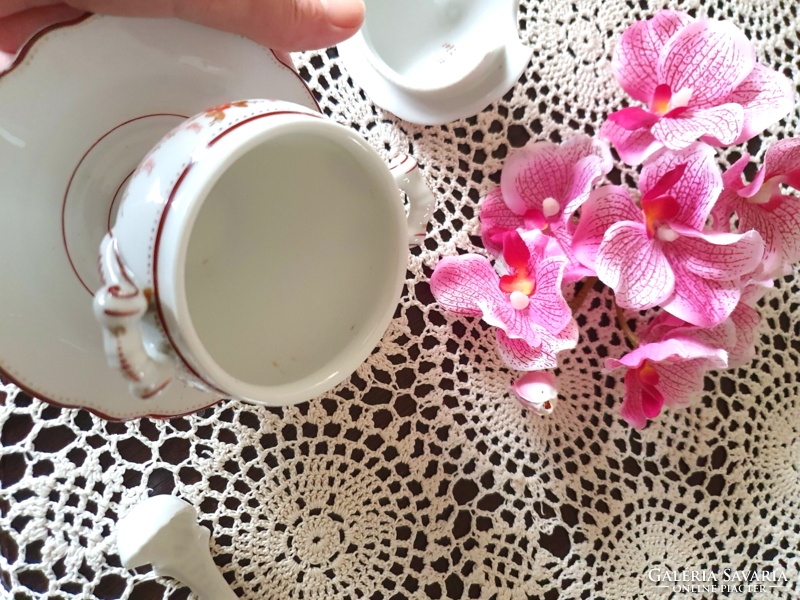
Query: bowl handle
389 154 435 245
93 234 175 400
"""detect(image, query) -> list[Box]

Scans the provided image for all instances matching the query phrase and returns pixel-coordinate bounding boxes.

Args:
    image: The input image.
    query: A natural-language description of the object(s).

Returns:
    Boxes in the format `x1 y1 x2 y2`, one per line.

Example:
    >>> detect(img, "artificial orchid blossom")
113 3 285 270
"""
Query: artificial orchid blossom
499 135 612 233
430 231 577 371
481 190 593 282
479 135 611 280
601 9 794 165
640 300 760 369
606 336 728 429
511 371 559 416
571 143 765 328
712 137 800 274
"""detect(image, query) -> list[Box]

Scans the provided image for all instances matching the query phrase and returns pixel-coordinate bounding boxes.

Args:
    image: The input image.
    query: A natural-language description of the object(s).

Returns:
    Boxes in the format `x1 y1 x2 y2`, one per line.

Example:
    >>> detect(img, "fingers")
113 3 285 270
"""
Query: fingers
0 0 365 56
0 4 84 56
0 0 61 20
228 0 365 51
63 0 364 51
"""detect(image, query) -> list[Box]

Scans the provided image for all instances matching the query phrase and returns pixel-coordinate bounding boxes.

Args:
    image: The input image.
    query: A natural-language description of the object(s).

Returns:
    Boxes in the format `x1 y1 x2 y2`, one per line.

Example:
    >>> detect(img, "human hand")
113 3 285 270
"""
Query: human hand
0 0 365 66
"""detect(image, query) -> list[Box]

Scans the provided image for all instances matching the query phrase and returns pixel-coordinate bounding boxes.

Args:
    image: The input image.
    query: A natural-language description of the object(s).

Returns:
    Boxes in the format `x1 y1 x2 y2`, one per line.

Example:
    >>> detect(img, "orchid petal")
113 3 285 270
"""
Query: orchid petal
658 19 755 108
716 63 795 145
727 302 760 368
600 119 662 166
666 227 764 281
609 335 726 429
650 83 673 114
661 259 743 327
619 369 649 429
612 10 695 105
720 154 751 191
709 188 739 232
608 107 660 131
768 196 800 266
481 299 543 348
596 221 675 310
501 141 572 215
527 257 572 335
501 135 610 217
606 336 728 372
651 104 744 150
496 320 579 372
561 141 614 218
572 186 641 271
502 231 530 273
641 311 737 351
641 143 723 230
549 224 597 281
735 194 800 269
763 136 800 184
480 188 524 255
639 311 690 345
641 163 687 202
741 280 772 306
655 357 721 408
430 255 504 317
681 320 737 352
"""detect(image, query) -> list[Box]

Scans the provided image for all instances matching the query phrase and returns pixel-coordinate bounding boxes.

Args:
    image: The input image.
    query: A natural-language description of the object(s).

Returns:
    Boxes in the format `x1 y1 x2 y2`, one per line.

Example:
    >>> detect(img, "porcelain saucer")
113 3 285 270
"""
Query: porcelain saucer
337 0 533 125
0 15 319 420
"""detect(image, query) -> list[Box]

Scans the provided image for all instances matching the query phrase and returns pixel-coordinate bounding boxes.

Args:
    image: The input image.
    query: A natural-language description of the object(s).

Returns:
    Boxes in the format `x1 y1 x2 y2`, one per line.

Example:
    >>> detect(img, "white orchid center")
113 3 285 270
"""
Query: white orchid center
542 197 560 218
669 87 693 110
510 291 530 310
656 225 679 242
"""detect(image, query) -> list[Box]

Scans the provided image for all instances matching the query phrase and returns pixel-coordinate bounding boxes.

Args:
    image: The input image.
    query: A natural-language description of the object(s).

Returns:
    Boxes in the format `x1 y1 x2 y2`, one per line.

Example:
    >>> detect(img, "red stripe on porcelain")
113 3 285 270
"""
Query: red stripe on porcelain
152 109 321 397
62 115 189 296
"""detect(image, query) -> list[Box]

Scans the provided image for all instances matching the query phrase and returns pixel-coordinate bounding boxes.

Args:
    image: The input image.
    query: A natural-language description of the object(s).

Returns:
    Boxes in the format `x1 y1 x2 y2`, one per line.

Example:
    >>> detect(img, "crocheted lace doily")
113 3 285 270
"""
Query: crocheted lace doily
2 1 799 598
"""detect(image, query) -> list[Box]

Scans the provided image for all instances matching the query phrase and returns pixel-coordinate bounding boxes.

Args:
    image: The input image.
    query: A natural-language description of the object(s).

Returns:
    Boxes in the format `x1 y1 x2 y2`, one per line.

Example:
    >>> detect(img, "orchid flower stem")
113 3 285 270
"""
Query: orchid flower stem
569 277 598 316
615 302 640 348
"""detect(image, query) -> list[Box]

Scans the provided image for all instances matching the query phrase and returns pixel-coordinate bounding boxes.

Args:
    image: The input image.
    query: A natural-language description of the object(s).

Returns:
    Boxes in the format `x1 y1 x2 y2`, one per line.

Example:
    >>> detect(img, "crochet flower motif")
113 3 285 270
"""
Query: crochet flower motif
713 137 800 273
605 335 728 429
430 231 577 371
601 9 794 165
572 143 764 327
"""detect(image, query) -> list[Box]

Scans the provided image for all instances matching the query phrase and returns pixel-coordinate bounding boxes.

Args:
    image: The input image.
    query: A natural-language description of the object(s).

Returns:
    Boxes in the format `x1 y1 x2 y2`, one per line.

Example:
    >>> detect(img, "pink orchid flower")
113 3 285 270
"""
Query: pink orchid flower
498 135 613 233
480 135 611 279
480 135 612 246
481 193 592 282
601 10 794 165
571 143 765 327
606 336 728 429
511 371 559 416
640 300 760 369
712 137 800 273
430 231 577 370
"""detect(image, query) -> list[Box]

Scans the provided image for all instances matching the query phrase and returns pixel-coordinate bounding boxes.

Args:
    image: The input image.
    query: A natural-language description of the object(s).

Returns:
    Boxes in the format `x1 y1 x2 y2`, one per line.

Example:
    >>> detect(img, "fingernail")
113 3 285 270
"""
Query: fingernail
320 0 365 29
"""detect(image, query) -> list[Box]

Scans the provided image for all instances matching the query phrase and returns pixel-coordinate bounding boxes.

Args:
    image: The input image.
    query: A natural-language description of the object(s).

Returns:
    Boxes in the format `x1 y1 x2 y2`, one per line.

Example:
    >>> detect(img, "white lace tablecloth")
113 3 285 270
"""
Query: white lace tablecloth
2 1 800 598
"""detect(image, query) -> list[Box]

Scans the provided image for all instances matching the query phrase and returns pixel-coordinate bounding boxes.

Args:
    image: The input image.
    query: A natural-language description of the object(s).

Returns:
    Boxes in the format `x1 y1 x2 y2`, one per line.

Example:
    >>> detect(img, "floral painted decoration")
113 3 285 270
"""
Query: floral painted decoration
205 100 249 122
429 8 797 429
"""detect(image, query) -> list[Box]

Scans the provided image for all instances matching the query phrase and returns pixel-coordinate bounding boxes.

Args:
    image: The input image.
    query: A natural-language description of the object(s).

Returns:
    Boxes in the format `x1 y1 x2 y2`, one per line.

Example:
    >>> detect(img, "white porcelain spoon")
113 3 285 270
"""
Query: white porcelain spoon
116 495 237 600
